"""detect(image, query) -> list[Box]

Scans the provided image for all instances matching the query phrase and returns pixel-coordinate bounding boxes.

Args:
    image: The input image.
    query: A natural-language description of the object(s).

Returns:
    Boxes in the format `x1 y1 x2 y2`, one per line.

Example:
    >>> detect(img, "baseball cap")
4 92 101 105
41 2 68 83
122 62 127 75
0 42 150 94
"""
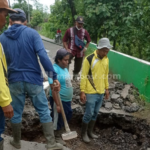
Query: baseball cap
76 16 84 24
9 8 26 19
0 0 17 13
97 38 113 50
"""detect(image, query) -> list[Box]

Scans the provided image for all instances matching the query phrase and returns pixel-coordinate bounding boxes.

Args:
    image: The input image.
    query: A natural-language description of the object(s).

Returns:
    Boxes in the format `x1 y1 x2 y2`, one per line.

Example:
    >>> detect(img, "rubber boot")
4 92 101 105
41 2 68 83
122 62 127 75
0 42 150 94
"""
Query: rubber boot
42 122 70 150
0 139 4 150
10 123 21 149
54 129 66 146
81 122 90 143
88 120 98 139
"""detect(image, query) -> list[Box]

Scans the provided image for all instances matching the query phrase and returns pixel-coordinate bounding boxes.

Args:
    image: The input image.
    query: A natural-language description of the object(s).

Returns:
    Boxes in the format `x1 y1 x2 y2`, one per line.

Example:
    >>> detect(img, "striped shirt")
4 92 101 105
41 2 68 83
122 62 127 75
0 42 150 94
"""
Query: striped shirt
63 27 91 57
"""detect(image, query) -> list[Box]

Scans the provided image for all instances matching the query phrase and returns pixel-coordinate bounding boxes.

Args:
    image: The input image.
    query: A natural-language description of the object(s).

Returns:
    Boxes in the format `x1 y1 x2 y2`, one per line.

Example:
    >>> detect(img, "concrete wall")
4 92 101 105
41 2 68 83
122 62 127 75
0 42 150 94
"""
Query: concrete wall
87 42 150 102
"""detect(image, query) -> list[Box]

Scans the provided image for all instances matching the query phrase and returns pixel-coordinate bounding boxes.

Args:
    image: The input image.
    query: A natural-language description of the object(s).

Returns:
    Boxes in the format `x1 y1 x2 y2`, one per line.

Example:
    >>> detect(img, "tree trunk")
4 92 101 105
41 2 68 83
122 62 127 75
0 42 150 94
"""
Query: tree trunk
93 32 97 44
113 39 116 50
67 0 77 23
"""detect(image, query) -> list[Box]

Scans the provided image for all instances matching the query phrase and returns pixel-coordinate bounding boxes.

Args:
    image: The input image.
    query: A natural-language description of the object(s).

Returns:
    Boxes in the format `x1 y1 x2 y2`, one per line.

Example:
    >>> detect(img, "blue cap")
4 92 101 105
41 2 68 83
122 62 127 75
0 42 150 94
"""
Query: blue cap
9 8 26 19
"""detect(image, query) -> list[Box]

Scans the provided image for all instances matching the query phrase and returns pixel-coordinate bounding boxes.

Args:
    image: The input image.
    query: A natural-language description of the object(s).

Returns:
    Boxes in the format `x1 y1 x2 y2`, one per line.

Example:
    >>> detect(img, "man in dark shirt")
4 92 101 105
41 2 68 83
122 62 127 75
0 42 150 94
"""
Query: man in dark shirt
63 16 91 80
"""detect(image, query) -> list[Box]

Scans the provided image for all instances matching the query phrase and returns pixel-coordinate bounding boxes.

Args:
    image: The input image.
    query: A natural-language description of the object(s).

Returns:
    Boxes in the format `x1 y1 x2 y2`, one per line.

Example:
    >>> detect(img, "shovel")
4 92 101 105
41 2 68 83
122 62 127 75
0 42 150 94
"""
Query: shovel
57 93 77 140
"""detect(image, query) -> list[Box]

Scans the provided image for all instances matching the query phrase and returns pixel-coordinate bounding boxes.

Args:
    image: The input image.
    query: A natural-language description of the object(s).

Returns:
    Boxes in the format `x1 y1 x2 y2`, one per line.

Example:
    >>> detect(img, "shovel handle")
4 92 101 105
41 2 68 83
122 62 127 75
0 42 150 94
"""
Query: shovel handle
53 82 71 132
57 94 71 132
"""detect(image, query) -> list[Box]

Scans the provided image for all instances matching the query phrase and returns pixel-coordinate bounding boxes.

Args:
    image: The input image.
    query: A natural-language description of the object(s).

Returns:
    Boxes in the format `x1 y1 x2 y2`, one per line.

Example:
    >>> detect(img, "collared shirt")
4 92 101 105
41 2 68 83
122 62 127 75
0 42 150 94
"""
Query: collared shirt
80 50 109 94
63 27 91 58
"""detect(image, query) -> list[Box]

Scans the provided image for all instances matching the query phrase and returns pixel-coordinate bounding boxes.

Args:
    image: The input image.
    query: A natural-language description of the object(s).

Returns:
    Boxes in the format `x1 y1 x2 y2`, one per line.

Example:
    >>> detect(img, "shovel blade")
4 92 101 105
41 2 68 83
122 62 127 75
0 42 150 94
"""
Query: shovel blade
62 131 77 140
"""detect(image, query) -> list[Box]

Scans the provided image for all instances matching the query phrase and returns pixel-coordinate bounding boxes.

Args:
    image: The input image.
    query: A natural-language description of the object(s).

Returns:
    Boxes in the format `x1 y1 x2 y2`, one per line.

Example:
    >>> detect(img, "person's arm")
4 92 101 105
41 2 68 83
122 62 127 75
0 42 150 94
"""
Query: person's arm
33 31 60 91
63 29 71 53
105 59 109 99
48 77 61 113
83 30 91 52
83 42 90 52
50 84 61 113
0 59 14 118
80 58 90 103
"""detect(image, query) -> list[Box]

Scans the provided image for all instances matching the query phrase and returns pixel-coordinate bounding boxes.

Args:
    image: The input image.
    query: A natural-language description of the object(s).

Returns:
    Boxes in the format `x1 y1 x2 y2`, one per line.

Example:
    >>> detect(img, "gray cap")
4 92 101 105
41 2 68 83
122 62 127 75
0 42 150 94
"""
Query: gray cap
9 8 26 19
55 48 70 59
97 38 113 50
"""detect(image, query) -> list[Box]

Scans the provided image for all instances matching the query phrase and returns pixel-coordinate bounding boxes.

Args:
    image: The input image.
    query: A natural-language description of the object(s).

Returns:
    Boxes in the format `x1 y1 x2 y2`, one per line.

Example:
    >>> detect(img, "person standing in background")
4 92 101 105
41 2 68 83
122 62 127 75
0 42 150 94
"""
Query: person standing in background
63 16 91 80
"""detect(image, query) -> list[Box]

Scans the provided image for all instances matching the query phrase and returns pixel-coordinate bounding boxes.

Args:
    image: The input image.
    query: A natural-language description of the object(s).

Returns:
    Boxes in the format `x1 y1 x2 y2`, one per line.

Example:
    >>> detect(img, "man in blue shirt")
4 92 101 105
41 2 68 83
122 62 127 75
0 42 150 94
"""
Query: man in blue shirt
0 9 70 150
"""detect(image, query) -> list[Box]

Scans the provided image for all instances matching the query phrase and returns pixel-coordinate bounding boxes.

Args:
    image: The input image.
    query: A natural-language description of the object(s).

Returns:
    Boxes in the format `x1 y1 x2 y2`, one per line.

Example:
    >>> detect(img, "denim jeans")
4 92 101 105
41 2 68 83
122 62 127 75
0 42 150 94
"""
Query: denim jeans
83 94 104 124
0 107 5 141
9 82 52 124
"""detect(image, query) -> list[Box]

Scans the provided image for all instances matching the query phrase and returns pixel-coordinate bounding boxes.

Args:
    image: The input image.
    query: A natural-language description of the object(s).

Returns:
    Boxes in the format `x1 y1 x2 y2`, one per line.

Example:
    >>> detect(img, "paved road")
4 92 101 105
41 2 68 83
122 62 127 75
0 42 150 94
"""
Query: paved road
43 40 62 61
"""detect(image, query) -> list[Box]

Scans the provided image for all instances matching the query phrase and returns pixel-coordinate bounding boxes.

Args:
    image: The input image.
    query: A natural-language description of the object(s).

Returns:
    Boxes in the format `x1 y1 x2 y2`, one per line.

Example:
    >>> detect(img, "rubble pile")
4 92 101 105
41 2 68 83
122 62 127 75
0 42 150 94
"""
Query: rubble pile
72 80 145 114
96 114 150 150
4 80 150 150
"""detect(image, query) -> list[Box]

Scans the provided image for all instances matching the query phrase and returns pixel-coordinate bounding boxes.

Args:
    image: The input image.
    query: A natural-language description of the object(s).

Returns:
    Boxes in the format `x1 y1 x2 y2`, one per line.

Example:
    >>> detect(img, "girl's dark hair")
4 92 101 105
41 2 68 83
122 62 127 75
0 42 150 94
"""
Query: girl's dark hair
10 16 26 23
55 54 69 64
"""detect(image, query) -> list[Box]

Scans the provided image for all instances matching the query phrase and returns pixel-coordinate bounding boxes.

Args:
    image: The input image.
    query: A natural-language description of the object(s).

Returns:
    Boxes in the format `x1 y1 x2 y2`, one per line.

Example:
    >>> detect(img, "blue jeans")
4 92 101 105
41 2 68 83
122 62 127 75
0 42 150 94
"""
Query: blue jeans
0 107 5 141
83 94 104 124
9 82 52 124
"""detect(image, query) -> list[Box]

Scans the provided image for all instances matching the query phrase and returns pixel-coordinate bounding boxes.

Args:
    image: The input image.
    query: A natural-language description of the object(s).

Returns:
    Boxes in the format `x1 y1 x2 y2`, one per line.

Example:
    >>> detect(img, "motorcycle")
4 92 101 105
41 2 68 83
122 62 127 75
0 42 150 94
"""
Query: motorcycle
55 33 62 44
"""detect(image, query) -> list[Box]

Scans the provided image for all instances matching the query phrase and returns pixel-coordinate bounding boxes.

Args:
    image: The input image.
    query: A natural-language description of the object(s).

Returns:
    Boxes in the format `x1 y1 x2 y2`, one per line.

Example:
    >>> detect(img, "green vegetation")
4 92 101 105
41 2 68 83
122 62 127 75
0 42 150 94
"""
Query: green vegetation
11 0 49 27
39 0 150 62
85 47 95 56
30 10 43 27
1 0 150 62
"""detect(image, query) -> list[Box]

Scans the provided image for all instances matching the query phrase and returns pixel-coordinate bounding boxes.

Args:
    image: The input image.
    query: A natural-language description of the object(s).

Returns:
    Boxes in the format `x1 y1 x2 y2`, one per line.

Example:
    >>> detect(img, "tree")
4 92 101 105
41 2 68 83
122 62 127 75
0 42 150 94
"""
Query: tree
39 0 150 61
30 10 43 27
12 0 33 22
67 0 77 22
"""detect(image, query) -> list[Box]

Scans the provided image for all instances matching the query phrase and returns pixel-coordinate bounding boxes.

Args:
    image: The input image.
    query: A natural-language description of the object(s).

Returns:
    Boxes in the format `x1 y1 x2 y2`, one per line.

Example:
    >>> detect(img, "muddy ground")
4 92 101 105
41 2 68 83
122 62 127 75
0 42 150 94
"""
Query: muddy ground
4 80 150 150
4 110 150 150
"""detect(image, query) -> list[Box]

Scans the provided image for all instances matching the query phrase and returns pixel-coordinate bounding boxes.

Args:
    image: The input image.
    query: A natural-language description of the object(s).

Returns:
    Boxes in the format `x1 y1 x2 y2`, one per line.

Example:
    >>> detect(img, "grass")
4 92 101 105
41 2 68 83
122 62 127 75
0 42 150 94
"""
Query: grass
85 47 95 56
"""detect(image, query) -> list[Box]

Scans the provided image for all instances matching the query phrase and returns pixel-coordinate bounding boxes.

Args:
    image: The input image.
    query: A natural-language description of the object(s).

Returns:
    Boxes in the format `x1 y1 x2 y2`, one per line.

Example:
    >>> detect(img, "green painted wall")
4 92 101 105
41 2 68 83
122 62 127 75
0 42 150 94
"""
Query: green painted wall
87 42 150 102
